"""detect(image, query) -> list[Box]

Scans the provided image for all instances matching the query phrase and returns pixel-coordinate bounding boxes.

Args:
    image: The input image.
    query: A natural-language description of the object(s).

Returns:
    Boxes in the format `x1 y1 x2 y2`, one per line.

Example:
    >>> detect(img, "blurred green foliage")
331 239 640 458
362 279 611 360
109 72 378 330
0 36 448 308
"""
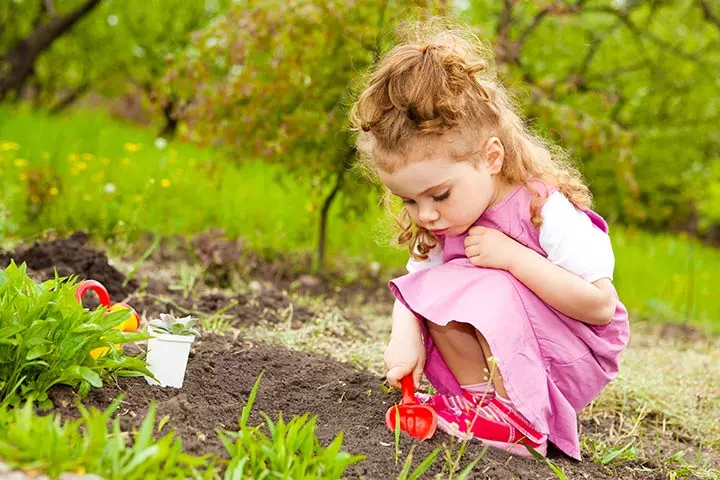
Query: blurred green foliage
1 0 230 127
156 0 720 243
458 0 720 234
1 0 720 259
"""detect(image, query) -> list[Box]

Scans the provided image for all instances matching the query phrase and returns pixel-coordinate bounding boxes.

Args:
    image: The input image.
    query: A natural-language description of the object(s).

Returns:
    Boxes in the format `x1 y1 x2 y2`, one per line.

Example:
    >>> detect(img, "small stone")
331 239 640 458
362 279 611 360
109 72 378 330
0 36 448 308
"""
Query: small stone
248 280 263 293
59 474 104 480
297 274 321 287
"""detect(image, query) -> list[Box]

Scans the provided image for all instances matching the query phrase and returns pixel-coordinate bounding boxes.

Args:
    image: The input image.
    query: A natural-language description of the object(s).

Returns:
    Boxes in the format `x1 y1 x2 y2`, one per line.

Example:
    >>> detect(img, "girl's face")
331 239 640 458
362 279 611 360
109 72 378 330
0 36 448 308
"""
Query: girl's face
377 134 512 237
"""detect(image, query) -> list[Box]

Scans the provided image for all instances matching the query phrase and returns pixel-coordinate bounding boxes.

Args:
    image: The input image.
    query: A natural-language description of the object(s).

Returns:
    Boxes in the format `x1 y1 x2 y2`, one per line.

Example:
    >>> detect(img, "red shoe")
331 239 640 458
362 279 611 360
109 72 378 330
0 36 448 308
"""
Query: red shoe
435 396 547 457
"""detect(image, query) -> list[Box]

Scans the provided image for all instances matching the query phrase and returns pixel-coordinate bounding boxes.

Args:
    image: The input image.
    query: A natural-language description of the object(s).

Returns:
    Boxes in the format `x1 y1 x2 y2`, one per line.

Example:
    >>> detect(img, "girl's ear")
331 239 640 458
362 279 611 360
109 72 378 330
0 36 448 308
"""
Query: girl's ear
483 137 504 175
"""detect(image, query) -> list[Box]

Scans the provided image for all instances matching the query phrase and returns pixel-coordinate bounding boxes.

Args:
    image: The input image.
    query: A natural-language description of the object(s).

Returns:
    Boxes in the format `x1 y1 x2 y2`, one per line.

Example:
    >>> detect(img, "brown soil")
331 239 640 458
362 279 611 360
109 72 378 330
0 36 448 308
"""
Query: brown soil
51 336 663 480
128 288 317 329
0 231 136 302
128 229 397 312
0 233 683 478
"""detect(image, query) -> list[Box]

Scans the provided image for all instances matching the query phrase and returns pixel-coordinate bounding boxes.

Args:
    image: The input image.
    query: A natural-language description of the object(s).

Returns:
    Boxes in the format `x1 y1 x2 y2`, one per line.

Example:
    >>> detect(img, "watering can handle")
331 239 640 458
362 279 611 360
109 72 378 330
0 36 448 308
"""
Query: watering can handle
400 376 416 405
75 280 111 307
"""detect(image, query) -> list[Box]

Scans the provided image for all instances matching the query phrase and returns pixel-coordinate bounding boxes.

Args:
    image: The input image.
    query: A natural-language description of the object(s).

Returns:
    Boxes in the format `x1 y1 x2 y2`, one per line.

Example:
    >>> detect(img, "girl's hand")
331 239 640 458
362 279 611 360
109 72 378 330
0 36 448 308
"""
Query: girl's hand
384 334 426 390
464 226 522 271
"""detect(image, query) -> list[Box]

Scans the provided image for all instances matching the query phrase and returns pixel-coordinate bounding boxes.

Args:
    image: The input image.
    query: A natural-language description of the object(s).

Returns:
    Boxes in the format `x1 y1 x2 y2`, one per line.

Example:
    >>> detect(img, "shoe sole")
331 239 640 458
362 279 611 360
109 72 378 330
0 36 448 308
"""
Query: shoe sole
436 416 548 458
481 439 548 458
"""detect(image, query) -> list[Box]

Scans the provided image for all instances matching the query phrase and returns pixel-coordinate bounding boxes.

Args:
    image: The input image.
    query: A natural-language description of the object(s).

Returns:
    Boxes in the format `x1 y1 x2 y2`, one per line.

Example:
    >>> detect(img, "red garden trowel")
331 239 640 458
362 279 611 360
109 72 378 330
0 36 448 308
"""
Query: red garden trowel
385 375 437 441
75 279 140 359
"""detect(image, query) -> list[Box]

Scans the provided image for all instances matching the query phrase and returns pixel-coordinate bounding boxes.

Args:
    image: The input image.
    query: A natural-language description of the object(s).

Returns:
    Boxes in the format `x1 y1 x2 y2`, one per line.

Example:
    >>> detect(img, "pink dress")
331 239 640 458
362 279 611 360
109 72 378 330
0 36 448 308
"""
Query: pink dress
389 184 630 459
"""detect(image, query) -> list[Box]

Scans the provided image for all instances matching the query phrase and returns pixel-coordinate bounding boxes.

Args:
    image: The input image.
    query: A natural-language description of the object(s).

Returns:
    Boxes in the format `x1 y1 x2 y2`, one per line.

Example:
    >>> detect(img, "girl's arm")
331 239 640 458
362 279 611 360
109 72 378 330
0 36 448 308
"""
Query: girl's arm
390 299 424 341
508 246 616 325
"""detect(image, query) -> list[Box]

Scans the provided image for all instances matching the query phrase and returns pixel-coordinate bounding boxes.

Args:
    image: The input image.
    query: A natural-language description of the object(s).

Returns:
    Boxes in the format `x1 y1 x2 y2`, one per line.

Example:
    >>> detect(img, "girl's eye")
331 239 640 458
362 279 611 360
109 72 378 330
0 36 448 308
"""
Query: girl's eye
402 198 416 205
433 190 450 202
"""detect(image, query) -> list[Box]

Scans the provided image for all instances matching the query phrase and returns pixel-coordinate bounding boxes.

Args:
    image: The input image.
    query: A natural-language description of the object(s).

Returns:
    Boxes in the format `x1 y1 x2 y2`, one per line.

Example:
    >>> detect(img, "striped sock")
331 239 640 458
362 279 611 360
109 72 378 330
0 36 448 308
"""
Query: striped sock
461 382 494 395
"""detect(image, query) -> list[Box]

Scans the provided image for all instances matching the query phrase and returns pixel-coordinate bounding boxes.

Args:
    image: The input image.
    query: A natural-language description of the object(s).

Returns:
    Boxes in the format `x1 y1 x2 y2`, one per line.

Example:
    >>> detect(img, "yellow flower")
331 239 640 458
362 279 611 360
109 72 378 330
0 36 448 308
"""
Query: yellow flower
49 186 59 196
123 143 143 152
160 178 171 188
83 193 92 201
78 161 88 171
14 158 27 167
30 195 40 204
305 202 315 212
134 194 143 203
0 141 20 151
42 151 51 159
81 153 95 160
67 153 79 162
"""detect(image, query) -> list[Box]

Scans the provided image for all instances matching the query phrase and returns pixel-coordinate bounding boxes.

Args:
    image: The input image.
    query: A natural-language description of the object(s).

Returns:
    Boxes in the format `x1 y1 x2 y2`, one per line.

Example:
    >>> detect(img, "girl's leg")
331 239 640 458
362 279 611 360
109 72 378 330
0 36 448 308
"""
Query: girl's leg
427 321 546 456
426 321 508 398
426 321 490 385
474 330 509 400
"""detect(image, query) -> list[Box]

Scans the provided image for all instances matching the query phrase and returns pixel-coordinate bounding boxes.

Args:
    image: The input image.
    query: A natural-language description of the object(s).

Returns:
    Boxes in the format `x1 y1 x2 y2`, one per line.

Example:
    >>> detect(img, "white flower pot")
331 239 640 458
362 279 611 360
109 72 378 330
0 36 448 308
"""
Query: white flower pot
145 330 195 388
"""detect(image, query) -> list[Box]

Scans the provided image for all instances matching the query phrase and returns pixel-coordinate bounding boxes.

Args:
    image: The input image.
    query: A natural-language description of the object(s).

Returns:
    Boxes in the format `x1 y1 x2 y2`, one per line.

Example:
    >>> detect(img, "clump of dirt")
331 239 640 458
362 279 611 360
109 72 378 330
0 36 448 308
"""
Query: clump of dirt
128 287 317 329
51 337 662 480
0 231 136 301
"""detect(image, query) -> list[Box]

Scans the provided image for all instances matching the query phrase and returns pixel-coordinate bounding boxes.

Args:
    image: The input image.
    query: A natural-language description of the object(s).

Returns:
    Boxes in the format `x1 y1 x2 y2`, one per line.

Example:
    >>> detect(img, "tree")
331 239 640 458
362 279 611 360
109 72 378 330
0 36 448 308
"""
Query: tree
459 0 720 235
0 0 102 102
159 0 446 270
2 0 231 135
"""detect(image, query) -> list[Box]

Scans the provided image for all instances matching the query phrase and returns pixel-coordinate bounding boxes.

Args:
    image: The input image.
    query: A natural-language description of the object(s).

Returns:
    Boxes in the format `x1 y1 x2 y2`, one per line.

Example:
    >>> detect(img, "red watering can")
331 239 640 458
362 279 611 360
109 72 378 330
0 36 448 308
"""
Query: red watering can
75 280 140 359
385 375 437 441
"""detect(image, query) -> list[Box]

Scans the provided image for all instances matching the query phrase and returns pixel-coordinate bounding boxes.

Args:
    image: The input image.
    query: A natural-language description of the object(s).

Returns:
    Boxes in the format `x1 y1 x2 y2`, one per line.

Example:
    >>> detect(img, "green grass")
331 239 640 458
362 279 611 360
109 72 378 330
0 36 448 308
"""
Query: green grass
2 107 720 329
0 400 210 479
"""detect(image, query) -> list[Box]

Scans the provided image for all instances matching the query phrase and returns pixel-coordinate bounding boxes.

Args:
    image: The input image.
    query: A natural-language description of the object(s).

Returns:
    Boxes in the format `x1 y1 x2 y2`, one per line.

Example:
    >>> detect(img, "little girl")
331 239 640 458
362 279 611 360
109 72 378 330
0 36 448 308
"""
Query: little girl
350 27 629 460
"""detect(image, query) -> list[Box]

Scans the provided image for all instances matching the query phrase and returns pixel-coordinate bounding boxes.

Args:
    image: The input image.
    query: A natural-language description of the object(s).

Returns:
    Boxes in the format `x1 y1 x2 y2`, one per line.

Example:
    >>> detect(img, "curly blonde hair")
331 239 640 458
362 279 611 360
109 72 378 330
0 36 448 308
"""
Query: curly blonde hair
349 24 591 260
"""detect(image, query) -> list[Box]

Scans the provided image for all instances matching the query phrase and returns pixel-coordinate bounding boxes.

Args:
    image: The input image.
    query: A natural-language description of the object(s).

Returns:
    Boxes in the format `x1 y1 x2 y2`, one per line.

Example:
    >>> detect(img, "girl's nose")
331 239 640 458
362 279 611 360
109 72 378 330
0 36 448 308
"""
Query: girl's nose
418 203 440 224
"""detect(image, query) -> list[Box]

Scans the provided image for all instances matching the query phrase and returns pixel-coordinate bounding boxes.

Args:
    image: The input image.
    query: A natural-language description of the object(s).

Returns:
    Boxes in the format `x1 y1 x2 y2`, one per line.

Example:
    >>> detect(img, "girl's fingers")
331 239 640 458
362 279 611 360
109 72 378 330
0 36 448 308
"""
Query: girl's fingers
465 244 482 258
386 365 407 389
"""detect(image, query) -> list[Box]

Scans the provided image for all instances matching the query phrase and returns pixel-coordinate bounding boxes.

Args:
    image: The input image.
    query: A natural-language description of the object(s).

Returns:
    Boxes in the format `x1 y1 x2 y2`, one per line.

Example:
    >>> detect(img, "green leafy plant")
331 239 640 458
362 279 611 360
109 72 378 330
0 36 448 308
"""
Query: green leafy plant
0 398 211 479
0 262 150 408
217 372 364 479
395 445 440 480
148 313 200 337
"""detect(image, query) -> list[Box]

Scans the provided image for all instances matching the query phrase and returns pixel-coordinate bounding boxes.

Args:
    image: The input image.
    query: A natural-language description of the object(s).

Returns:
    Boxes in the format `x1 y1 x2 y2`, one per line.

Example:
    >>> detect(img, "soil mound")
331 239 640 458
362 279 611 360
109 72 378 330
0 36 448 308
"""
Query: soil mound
0 231 136 301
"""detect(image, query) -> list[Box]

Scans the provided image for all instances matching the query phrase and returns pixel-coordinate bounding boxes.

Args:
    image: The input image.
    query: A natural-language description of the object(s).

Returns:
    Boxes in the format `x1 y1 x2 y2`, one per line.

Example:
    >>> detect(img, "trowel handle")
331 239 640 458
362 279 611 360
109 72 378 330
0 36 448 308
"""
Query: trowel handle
400 375 416 405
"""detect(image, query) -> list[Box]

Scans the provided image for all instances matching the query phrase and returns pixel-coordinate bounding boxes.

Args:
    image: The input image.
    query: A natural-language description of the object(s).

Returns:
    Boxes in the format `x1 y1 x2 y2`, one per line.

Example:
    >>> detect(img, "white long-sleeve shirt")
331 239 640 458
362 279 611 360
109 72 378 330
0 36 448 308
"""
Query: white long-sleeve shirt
406 192 615 282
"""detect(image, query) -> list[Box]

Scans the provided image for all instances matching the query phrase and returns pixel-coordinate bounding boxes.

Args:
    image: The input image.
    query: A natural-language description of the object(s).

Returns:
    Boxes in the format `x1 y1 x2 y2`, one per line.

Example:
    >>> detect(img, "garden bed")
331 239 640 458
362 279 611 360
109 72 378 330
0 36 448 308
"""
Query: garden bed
0 233 696 479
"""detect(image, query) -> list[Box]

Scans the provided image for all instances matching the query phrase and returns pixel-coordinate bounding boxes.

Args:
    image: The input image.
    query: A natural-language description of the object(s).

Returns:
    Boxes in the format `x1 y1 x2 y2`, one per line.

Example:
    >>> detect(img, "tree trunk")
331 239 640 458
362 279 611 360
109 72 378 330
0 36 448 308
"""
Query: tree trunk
0 0 102 102
49 82 89 114
158 100 179 139
315 147 356 271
